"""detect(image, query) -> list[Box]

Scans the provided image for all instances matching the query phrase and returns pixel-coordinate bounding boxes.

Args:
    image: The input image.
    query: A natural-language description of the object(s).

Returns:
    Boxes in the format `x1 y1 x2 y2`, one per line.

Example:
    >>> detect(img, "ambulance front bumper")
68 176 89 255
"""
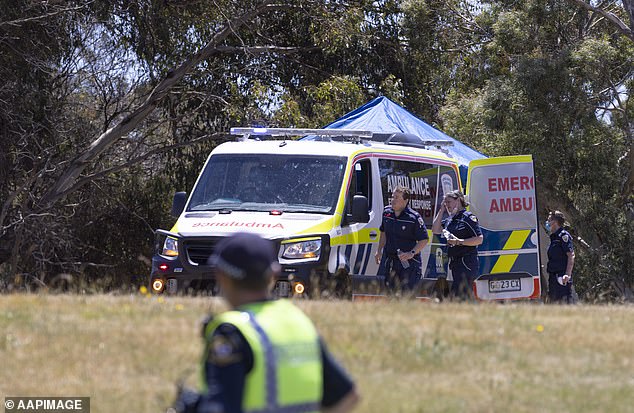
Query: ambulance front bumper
150 231 330 295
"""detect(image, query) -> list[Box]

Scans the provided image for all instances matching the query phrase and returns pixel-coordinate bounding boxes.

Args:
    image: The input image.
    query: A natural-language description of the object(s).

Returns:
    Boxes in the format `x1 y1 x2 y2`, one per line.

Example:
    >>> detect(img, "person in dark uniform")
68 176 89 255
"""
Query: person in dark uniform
173 232 359 413
432 190 483 300
374 186 429 295
546 211 576 304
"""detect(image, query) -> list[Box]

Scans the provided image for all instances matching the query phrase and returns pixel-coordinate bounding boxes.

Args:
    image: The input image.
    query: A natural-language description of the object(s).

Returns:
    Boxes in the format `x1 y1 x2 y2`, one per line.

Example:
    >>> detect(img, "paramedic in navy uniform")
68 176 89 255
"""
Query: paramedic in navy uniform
374 186 429 294
546 210 576 304
432 190 483 300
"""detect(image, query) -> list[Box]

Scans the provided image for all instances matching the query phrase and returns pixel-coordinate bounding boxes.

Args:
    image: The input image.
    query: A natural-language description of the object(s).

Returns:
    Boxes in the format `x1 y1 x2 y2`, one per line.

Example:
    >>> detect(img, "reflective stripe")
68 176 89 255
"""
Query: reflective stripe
461 257 472 272
361 243 372 274
491 230 531 273
353 244 366 273
504 230 531 250
246 312 278 410
479 248 537 256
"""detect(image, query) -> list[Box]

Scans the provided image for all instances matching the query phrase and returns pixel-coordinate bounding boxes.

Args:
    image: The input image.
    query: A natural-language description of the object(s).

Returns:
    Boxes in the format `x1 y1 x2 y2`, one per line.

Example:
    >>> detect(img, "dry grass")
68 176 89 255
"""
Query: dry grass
1 295 633 412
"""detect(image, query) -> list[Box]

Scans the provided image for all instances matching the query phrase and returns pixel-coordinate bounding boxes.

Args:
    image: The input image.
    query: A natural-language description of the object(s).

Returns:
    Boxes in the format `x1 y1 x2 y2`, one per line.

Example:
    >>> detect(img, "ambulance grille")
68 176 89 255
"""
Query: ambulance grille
184 239 219 265
184 237 281 266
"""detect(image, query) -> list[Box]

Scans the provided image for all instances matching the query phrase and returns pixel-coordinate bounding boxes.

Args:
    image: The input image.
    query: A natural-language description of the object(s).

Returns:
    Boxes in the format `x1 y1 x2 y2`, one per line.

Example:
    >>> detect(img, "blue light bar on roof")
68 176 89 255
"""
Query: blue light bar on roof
229 127 373 138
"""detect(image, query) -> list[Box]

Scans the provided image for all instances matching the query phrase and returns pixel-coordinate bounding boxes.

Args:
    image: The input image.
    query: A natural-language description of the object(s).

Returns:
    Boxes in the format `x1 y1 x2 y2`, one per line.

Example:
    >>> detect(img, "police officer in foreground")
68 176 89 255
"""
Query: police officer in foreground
374 186 429 295
432 190 483 300
174 232 359 413
545 211 576 304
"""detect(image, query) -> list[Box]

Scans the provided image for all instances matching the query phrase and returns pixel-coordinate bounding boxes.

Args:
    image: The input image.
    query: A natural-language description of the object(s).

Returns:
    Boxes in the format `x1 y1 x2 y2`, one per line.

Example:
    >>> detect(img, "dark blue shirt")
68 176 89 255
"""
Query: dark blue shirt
547 227 574 273
442 209 482 258
379 205 428 256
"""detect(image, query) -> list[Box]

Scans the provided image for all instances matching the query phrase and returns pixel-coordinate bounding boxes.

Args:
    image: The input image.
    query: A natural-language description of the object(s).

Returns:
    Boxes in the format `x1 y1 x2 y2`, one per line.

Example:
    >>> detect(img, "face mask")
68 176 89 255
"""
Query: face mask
544 221 551 233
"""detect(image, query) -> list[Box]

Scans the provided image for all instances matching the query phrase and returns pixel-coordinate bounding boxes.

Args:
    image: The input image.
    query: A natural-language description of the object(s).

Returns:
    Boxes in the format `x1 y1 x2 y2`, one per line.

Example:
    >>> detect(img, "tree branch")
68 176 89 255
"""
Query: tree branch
54 133 226 201
40 1 285 208
215 45 313 54
0 3 90 27
567 0 634 42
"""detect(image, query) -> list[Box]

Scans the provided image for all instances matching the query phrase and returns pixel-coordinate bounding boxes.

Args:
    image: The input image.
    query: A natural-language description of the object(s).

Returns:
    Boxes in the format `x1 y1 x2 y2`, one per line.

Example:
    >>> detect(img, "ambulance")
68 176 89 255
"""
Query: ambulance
150 128 541 301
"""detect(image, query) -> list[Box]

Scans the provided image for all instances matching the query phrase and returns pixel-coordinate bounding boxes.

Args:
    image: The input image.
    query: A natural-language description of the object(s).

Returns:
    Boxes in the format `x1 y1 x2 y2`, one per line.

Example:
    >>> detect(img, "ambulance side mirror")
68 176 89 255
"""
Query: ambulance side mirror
350 195 370 223
171 192 187 217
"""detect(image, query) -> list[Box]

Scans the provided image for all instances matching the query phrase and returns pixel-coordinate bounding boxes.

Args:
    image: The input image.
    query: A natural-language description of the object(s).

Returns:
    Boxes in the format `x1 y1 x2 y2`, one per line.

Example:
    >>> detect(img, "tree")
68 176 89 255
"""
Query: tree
2 0 631 300
439 0 633 300
0 0 365 290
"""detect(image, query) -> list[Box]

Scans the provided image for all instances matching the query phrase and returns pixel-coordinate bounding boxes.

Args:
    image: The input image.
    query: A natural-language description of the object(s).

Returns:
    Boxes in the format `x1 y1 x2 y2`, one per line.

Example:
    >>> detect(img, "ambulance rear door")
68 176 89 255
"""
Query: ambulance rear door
466 155 541 301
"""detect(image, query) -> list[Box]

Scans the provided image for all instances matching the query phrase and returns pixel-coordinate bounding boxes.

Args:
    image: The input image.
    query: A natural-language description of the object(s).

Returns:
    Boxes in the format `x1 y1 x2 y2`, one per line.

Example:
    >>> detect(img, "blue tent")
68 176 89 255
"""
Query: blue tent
322 96 486 185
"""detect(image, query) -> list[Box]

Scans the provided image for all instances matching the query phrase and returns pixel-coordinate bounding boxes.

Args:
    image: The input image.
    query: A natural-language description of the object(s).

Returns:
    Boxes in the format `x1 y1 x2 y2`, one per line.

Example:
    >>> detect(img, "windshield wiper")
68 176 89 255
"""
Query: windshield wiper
189 200 241 211
279 204 330 213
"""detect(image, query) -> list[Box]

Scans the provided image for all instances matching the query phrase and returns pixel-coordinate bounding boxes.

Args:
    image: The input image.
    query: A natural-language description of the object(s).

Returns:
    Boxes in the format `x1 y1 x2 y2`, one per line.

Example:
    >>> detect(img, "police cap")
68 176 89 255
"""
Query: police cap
208 232 280 281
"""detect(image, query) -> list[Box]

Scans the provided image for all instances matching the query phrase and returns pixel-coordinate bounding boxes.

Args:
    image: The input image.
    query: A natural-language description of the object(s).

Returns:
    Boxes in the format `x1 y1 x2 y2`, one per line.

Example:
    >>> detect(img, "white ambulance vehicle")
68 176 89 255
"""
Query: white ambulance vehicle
150 128 541 301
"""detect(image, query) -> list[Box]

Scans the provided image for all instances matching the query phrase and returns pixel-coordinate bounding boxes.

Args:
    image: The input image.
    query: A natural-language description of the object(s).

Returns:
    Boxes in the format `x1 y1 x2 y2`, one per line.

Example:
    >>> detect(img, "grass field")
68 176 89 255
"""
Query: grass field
1 294 633 413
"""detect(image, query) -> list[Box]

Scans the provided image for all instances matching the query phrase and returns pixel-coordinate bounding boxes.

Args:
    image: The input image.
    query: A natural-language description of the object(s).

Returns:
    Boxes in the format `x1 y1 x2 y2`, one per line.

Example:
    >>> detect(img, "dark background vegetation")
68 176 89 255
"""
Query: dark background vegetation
1 0 632 301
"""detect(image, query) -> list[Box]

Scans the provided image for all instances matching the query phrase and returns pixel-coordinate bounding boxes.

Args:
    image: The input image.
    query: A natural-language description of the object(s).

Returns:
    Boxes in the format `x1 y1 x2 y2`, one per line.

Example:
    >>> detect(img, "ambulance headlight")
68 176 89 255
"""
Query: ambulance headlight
282 239 321 260
162 237 179 257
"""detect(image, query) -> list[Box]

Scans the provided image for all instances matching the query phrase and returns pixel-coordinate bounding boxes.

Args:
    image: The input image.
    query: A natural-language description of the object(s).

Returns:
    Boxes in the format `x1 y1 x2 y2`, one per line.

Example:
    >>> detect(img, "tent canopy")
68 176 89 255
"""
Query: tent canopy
322 96 486 169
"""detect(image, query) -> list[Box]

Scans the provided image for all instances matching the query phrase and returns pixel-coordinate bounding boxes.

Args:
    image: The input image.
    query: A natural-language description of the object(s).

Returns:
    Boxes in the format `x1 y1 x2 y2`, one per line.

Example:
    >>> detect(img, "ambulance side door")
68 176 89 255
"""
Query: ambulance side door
337 158 381 277
376 157 444 278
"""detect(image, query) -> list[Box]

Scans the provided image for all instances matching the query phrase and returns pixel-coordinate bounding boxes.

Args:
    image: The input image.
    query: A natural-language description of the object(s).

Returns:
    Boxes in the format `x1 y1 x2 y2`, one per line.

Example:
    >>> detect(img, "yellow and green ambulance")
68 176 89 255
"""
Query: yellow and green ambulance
150 128 541 301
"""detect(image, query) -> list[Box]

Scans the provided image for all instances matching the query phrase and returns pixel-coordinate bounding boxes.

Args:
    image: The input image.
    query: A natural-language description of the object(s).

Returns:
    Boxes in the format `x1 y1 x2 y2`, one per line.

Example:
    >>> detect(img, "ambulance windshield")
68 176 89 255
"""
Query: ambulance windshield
188 154 347 214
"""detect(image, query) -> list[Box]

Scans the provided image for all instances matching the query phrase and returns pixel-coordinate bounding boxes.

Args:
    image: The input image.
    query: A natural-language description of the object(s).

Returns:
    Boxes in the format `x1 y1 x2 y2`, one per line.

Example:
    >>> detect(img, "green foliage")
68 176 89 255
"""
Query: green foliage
1 0 632 299
440 0 633 300
304 76 369 127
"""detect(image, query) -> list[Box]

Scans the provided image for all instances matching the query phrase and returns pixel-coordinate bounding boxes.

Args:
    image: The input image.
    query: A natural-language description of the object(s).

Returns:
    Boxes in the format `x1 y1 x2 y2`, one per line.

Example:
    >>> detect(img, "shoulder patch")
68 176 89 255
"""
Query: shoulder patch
470 215 478 222
207 333 242 366
418 217 424 226
562 234 569 243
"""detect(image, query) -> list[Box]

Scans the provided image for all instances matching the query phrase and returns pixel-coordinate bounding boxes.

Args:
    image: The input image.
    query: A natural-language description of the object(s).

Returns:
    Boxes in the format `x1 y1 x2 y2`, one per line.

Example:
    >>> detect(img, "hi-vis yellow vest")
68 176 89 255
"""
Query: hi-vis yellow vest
203 299 323 413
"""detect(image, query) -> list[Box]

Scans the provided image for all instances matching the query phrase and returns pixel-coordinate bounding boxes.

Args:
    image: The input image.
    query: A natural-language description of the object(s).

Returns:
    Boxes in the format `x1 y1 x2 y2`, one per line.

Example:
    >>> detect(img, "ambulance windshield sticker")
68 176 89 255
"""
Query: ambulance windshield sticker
441 174 453 198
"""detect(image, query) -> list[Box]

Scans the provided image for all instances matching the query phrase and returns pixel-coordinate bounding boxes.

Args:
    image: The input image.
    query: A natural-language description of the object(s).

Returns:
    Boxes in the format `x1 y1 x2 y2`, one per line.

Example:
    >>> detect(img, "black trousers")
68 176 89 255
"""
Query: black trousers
448 254 479 299
548 271 576 303
381 255 421 293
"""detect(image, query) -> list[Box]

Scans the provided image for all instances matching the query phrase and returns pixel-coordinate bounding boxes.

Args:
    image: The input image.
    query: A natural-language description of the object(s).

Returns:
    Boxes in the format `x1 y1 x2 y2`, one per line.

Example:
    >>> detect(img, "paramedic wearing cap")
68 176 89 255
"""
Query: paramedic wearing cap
432 190 483 300
183 232 359 413
546 211 576 304
374 186 429 293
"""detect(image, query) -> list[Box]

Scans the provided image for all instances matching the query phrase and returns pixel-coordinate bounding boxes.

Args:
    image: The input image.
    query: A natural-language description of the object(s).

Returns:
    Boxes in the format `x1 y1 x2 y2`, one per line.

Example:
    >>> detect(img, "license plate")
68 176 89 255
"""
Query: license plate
488 278 521 293
274 281 290 297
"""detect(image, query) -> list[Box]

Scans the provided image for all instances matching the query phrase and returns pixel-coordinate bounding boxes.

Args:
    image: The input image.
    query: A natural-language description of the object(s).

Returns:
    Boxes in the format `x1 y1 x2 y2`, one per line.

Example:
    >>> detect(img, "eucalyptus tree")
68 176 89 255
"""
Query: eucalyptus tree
0 1 365 290
439 0 633 300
